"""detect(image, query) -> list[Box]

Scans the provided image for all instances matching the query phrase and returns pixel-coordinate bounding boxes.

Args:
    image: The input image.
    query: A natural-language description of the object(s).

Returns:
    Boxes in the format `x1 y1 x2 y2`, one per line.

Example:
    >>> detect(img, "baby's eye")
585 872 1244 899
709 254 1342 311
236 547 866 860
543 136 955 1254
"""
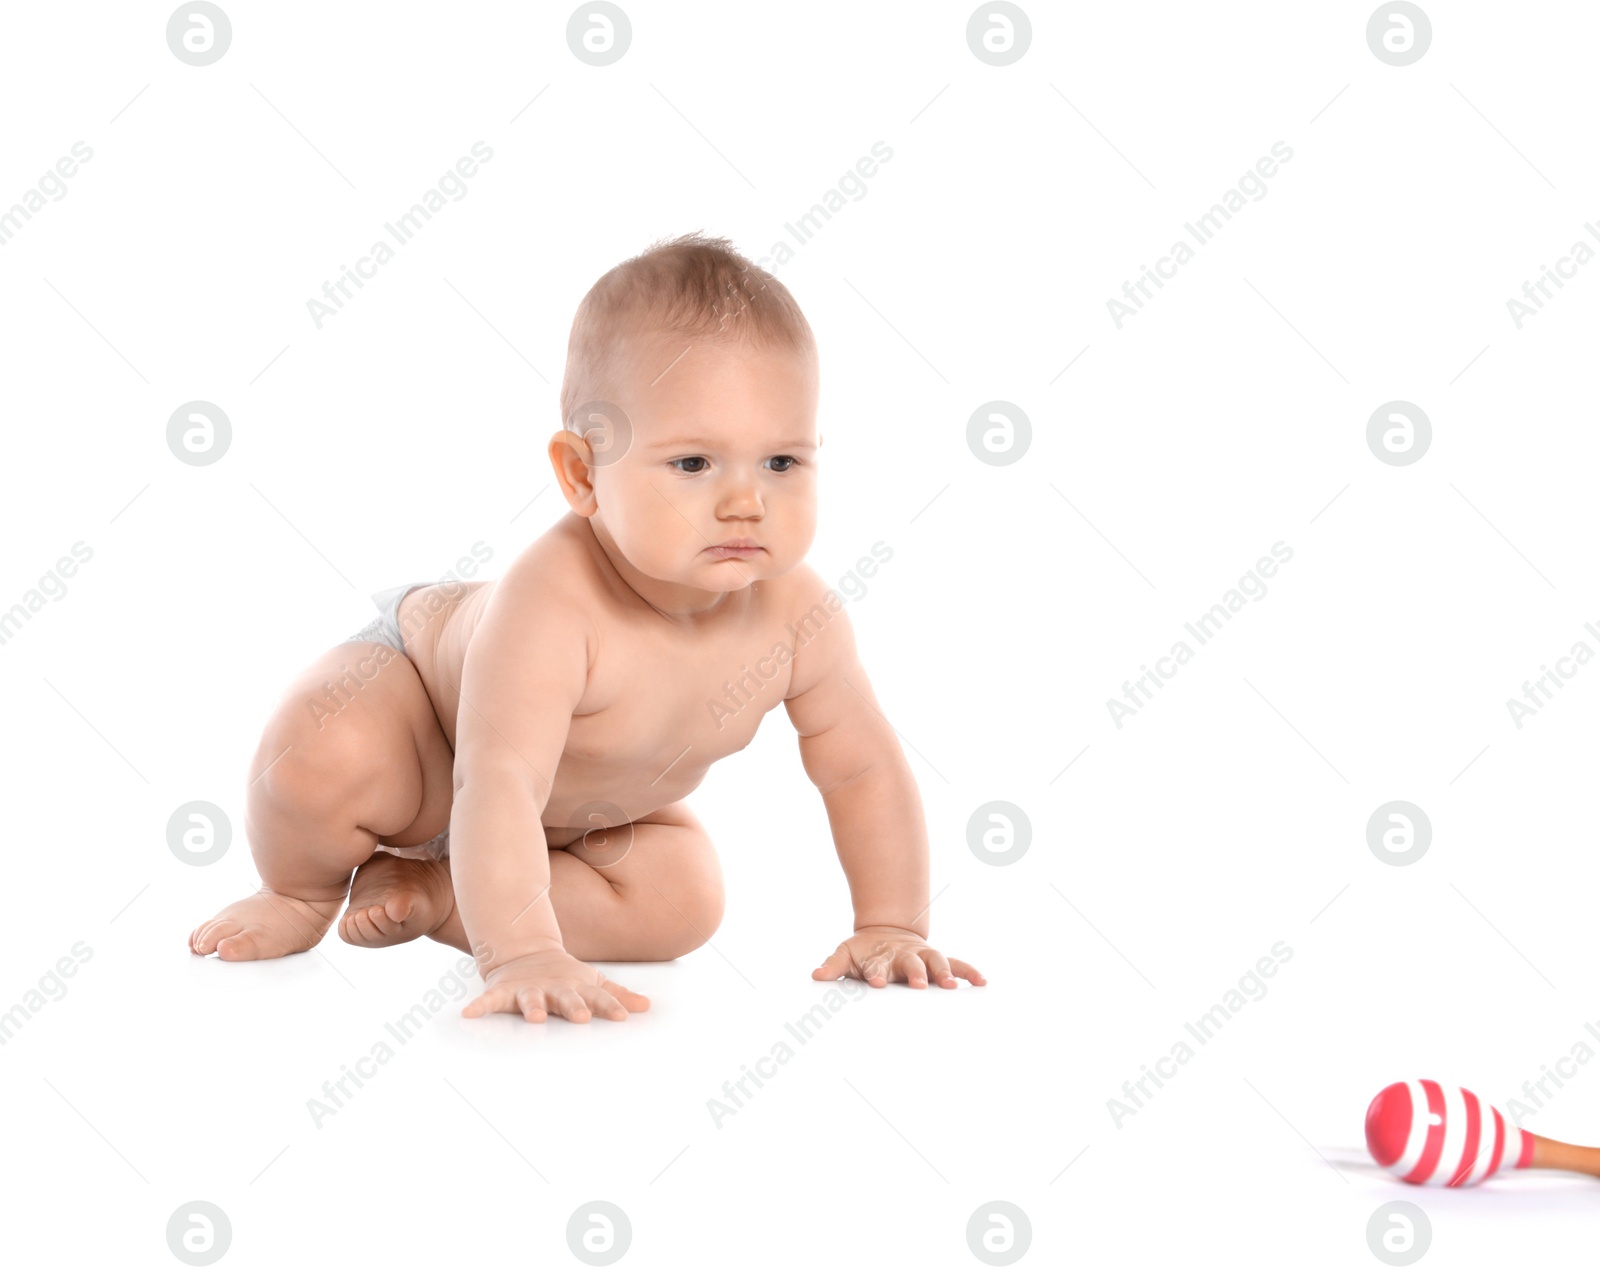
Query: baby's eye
670 457 709 474
766 456 797 473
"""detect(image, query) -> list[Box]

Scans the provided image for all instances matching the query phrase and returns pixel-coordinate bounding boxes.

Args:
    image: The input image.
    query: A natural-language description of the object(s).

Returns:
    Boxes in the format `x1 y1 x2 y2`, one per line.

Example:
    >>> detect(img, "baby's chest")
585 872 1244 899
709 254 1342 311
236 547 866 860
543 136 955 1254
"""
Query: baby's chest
568 634 796 767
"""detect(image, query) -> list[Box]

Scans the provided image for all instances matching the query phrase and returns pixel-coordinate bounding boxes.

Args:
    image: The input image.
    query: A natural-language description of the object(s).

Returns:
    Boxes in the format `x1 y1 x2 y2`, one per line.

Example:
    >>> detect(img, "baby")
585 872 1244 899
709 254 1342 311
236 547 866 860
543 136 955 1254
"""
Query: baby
189 232 984 1023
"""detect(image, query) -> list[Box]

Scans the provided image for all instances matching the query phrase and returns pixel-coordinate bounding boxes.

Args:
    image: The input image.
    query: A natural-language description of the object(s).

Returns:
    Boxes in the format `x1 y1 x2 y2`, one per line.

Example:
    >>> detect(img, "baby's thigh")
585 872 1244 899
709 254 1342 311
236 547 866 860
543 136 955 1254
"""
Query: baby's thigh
549 803 725 956
564 801 723 902
251 640 455 845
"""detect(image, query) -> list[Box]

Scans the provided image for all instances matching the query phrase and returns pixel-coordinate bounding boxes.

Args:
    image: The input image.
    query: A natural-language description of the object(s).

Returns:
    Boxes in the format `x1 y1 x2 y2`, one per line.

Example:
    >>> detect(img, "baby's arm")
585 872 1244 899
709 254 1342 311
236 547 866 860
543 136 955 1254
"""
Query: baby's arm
452 570 646 1023
783 578 985 989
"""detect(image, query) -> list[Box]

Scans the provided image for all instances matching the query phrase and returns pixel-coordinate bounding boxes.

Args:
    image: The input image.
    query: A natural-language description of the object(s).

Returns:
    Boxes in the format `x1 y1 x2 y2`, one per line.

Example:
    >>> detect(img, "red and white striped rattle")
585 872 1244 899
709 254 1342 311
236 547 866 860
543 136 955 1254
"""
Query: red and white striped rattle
1366 1079 1600 1185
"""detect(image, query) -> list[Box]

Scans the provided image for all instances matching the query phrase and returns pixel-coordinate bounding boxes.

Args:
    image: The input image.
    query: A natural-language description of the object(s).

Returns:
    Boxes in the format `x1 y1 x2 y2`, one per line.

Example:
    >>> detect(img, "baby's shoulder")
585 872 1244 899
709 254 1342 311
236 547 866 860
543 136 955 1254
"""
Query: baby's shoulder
764 560 840 619
466 518 607 653
494 515 602 602
759 562 860 698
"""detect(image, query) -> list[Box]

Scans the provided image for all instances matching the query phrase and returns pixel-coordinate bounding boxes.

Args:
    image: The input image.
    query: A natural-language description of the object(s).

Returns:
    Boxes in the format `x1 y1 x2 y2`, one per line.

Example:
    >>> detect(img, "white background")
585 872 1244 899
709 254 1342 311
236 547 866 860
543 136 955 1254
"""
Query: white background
3 1 1598 1264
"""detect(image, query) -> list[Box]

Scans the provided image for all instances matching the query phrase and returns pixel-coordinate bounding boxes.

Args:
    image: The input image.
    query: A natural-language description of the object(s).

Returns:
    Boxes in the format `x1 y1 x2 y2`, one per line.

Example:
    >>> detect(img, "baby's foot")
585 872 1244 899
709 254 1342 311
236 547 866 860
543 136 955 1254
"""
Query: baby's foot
190 888 341 960
338 852 454 949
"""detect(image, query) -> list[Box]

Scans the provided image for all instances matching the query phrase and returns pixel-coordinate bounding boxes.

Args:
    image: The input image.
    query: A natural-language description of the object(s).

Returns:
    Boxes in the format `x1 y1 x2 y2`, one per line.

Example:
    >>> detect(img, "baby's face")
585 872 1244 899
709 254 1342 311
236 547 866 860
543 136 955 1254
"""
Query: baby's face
587 329 820 594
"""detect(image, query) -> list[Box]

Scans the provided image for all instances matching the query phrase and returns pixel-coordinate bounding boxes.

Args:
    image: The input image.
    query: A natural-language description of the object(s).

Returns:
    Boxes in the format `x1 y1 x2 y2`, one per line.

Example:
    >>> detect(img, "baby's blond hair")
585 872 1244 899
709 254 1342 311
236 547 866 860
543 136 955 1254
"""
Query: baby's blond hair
559 232 815 428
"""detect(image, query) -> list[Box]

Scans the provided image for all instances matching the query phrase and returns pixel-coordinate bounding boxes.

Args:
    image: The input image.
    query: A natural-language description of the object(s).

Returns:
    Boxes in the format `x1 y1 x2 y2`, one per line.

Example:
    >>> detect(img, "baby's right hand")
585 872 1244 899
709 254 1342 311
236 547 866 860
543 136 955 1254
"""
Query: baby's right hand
462 948 650 1024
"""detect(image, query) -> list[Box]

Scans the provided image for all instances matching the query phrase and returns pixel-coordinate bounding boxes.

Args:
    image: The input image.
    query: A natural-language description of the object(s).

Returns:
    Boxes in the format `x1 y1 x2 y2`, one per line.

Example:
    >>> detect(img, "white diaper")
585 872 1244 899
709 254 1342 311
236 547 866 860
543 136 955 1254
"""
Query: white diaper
373 826 450 862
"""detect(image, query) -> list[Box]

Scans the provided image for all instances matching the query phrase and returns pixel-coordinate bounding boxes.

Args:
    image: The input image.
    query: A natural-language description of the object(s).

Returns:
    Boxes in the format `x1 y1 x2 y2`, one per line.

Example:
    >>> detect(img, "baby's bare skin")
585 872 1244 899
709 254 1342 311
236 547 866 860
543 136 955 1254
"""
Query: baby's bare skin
190 324 983 1022
397 517 800 834
333 516 828 959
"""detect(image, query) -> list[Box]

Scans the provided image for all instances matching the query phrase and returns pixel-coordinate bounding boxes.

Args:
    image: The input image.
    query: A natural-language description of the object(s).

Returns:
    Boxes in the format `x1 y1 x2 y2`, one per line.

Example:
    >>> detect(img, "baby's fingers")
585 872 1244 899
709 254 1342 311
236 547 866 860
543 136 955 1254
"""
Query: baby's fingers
579 986 630 1022
812 944 853 982
600 978 651 1013
460 986 502 1018
893 948 928 988
461 985 549 1022
546 986 594 1023
918 948 959 988
857 945 893 987
948 957 987 986
515 987 552 1021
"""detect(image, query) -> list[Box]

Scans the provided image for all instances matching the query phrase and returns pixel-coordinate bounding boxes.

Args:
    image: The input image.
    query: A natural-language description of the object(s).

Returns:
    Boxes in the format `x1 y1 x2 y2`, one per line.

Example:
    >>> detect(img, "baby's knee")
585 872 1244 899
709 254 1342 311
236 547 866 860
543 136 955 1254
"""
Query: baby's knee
251 731 337 813
248 711 388 825
648 864 725 959
680 873 726 945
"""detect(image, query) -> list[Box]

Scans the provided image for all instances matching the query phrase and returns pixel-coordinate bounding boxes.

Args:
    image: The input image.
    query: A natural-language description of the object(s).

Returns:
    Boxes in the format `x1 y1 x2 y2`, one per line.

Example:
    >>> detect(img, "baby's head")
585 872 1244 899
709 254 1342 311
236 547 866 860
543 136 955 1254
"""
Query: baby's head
551 233 820 601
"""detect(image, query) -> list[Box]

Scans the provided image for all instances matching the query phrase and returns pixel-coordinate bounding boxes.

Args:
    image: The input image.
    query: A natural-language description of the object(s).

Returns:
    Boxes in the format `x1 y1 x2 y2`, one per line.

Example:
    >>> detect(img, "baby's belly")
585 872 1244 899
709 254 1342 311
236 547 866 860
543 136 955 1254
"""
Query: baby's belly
541 753 709 845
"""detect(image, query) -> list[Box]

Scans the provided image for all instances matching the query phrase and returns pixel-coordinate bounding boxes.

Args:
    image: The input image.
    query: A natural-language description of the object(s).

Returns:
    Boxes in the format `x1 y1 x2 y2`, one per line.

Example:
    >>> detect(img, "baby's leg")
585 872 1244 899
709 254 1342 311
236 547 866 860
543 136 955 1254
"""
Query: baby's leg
338 849 456 948
189 641 455 960
344 803 726 962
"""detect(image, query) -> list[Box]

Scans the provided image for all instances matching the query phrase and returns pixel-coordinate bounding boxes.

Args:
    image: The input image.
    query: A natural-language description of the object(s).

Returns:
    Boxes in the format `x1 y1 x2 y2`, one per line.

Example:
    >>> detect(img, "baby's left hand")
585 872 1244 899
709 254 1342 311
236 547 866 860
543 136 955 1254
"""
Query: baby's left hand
812 925 986 989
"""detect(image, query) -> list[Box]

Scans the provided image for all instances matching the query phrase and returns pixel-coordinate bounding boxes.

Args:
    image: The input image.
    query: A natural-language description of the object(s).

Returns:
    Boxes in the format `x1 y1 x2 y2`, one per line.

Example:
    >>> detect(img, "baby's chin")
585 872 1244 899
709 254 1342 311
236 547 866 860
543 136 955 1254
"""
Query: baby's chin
640 558 789 591
690 566 769 591
702 552 806 583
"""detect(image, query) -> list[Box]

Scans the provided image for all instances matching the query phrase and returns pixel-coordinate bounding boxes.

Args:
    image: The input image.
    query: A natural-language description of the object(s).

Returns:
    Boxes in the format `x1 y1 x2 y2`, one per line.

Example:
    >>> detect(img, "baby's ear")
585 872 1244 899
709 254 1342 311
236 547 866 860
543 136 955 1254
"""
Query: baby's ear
548 430 599 514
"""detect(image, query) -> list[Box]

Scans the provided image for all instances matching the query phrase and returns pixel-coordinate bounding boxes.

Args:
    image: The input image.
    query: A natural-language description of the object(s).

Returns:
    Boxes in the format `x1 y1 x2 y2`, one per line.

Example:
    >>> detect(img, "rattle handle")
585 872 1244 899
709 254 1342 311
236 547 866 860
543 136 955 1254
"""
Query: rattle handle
1528 1133 1600 1179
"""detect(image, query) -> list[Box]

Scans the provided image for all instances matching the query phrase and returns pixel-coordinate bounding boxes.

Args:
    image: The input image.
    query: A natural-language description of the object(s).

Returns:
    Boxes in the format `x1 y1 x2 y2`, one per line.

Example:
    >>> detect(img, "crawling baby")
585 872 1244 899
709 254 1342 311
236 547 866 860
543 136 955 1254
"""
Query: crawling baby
189 232 984 1022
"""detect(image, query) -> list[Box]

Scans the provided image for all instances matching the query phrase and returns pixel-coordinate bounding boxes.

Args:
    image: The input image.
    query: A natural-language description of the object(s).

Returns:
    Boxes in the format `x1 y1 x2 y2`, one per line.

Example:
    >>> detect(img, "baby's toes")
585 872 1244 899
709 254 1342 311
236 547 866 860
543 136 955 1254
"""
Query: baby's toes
339 902 405 948
215 928 265 960
382 892 418 926
338 905 376 944
191 920 235 955
362 902 405 937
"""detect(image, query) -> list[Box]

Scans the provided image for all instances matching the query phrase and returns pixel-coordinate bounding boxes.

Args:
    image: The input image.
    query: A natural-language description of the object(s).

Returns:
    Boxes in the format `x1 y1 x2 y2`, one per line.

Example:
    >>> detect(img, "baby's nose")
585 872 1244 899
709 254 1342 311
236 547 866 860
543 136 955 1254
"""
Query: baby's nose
716 481 763 514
